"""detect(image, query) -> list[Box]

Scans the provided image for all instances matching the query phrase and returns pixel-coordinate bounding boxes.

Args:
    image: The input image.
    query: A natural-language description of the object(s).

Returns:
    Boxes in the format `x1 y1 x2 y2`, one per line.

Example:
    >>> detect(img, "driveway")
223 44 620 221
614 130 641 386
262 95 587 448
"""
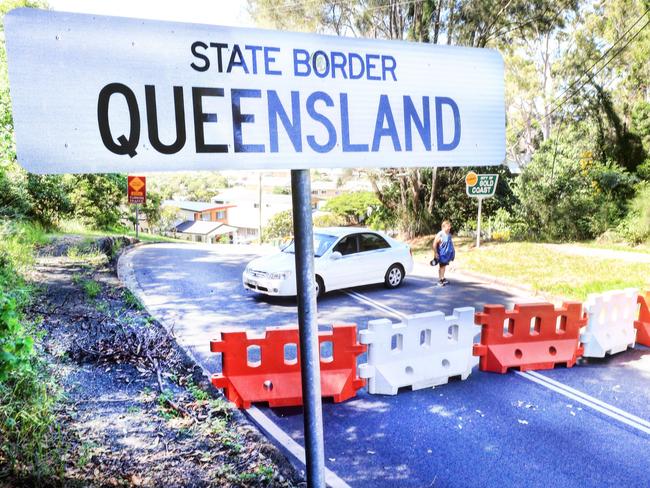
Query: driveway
119 242 650 488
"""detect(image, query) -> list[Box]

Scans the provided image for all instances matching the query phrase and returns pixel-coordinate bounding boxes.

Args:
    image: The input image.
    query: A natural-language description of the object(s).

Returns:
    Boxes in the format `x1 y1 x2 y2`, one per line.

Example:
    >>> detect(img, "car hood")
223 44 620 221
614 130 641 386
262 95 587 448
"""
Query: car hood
247 252 300 273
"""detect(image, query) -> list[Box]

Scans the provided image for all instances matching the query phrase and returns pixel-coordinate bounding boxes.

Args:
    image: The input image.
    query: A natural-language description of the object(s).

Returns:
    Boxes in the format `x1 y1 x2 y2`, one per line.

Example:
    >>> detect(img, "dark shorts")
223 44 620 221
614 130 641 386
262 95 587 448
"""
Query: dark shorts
439 261 450 267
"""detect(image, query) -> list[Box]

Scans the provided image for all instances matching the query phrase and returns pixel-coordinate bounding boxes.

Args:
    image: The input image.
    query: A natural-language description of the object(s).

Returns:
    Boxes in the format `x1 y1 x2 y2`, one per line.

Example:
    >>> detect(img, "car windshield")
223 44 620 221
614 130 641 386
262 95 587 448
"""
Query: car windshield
282 233 338 257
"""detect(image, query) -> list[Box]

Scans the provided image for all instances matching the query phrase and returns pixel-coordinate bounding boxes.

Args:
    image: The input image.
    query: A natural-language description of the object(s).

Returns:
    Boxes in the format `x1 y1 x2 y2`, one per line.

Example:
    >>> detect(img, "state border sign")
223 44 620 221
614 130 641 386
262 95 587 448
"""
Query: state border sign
466 173 498 198
5 8 505 174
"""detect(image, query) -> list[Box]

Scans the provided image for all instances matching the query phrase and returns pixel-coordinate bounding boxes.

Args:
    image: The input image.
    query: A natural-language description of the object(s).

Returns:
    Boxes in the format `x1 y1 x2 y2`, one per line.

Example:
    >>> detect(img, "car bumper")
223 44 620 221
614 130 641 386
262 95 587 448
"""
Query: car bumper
242 273 296 296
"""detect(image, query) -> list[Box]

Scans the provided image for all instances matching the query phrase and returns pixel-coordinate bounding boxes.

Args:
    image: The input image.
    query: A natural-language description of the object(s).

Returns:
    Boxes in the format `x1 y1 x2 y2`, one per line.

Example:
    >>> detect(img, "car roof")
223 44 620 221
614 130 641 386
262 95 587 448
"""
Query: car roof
314 227 381 238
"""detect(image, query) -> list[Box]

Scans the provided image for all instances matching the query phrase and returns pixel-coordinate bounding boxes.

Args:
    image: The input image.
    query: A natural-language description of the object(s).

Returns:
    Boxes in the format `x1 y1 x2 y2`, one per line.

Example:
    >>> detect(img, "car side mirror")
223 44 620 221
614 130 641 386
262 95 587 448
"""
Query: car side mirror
330 251 342 260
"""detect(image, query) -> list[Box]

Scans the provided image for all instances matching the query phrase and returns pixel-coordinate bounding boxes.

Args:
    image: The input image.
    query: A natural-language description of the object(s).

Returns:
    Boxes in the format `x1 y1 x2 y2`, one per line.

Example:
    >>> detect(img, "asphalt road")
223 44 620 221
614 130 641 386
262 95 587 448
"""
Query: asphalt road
119 242 650 488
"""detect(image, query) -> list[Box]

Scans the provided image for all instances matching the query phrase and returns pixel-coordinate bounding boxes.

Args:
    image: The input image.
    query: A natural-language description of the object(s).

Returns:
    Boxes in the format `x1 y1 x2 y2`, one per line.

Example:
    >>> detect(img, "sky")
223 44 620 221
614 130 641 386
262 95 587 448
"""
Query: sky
48 0 254 27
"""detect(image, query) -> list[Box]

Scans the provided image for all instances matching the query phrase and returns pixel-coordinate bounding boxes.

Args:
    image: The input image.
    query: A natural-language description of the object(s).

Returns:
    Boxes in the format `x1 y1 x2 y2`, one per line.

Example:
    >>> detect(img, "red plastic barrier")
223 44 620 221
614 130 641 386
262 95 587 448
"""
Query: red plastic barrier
635 291 650 347
473 302 586 373
210 324 366 408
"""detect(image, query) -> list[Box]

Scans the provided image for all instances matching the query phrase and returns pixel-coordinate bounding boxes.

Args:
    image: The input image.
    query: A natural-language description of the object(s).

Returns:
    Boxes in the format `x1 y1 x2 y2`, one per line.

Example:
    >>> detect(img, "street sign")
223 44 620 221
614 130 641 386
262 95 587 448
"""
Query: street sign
466 173 498 198
5 8 505 174
128 175 146 204
465 172 499 249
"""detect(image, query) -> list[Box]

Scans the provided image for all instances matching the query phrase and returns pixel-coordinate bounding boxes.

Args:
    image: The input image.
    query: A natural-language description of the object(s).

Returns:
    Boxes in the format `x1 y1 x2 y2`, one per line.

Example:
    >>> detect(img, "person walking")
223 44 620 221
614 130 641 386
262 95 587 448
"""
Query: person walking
433 220 455 286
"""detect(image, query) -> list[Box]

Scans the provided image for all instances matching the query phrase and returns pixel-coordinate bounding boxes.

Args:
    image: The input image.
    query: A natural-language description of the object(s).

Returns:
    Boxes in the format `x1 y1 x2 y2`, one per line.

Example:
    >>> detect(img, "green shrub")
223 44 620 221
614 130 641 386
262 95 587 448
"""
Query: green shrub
82 279 101 299
0 220 63 480
616 182 650 244
511 134 637 241
313 212 346 227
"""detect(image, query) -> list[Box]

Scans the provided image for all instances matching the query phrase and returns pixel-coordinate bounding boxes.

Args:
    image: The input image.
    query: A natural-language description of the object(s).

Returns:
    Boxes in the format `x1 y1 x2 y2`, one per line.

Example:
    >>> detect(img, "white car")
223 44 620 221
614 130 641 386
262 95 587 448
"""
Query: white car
243 227 414 297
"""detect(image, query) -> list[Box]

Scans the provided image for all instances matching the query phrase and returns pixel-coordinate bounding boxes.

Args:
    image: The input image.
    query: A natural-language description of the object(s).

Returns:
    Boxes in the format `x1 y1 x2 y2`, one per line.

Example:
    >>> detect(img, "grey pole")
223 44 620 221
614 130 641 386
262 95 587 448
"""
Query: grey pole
135 205 140 239
476 197 482 249
290 169 325 488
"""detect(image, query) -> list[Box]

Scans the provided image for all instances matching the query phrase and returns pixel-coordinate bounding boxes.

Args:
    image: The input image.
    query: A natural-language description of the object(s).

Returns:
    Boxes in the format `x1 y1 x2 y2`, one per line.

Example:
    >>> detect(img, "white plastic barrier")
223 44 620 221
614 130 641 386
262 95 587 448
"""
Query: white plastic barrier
581 288 638 358
358 307 479 395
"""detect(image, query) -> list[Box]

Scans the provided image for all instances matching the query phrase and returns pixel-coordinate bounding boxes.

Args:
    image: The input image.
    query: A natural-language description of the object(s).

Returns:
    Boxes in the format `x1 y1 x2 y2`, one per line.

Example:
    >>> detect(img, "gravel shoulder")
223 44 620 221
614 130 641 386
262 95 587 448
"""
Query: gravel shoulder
15 236 299 487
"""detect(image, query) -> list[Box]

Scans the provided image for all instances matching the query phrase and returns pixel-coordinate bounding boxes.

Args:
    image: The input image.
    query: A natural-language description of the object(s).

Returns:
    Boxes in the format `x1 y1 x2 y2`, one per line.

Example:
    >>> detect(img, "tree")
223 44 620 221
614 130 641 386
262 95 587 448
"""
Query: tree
158 205 181 236
323 191 381 225
1 0 70 228
262 209 293 241
510 127 637 241
146 172 229 201
24 174 71 229
68 174 126 229
249 0 579 238
128 190 163 232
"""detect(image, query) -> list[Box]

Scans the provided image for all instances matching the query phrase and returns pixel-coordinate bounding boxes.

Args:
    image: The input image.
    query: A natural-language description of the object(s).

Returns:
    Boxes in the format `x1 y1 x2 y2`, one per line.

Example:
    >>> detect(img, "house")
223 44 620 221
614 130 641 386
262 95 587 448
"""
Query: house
163 200 234 225
173 220 236 244
211 188 294 243
162 200 236 243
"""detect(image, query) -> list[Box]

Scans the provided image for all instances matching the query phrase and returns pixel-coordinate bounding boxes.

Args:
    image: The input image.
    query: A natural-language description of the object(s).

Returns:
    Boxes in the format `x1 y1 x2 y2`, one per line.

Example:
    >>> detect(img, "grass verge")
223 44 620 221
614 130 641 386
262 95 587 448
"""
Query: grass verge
455 242 650 300
54 219 184 243
0 220 64 481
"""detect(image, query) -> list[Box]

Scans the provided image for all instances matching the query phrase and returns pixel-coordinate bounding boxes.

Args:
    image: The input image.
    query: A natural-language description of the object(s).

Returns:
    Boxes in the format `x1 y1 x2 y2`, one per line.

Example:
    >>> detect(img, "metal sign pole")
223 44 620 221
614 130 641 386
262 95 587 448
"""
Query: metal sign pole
135 204 140 239
476 198 482 249
290 169 325 488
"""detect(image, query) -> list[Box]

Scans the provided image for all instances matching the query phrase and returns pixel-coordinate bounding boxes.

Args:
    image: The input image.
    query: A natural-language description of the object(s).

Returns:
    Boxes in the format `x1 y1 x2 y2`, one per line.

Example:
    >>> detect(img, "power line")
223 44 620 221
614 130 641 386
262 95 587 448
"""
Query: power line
543 7 649 121
548 10 649 181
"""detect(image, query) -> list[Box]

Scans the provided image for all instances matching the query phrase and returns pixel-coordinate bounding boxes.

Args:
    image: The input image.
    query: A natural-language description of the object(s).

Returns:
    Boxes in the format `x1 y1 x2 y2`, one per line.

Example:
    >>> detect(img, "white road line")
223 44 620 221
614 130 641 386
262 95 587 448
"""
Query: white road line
248 407 351 488
516 371 650 435
345 279 650 437
524 370 650 429
343 290 407 319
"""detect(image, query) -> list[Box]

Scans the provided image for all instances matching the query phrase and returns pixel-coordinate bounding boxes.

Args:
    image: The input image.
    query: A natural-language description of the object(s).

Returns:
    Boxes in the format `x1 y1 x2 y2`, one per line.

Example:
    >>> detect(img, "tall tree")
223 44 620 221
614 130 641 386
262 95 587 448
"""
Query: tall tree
249 0 579 237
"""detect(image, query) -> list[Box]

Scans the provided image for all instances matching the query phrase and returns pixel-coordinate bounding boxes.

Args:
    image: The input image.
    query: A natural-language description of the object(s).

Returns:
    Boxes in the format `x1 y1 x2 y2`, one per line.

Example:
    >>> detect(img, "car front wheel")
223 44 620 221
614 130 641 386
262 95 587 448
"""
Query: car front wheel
384 264 404 289
315 276 325 298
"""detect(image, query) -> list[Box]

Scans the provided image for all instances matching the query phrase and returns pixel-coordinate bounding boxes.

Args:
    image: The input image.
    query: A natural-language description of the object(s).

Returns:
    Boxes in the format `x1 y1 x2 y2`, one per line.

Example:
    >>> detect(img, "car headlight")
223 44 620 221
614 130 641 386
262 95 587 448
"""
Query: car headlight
269 270 292 280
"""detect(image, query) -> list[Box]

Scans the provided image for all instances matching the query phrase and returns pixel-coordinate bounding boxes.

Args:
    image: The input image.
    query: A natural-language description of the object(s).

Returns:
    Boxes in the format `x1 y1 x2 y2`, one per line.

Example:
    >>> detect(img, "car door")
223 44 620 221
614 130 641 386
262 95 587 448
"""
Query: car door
357 232 393 284
325 234 362 290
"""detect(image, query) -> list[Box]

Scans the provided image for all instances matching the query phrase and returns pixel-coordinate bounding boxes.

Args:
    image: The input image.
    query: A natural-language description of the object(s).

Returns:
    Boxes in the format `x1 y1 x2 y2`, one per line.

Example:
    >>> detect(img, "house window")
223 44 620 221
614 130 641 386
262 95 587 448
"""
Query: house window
217 211 225 219
201 213 210 221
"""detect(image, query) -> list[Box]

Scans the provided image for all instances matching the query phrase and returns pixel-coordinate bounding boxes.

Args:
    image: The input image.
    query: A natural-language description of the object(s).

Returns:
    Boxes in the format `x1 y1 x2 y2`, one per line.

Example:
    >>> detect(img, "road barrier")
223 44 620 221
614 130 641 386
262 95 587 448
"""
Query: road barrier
581 288 638 358
358 307 479 395
473 302 586 373
634 291 650 347
207 287 648 410
210 324 365 408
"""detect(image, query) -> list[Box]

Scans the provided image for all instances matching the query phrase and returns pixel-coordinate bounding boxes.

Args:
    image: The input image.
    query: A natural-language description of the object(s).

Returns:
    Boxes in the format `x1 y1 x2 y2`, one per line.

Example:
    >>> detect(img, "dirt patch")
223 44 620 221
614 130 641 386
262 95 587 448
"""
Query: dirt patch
18 236 301 487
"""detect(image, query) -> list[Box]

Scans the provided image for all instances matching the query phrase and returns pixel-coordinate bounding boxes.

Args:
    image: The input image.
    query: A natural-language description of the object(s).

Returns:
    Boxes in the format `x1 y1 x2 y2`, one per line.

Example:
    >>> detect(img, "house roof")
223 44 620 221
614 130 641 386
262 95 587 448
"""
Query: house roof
174 220 236 236
163 200 233 213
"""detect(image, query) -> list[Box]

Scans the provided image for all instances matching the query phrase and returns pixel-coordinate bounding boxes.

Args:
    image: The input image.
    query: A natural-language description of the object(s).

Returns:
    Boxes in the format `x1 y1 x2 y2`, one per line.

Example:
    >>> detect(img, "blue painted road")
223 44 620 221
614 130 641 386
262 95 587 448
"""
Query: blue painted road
121 243 650 487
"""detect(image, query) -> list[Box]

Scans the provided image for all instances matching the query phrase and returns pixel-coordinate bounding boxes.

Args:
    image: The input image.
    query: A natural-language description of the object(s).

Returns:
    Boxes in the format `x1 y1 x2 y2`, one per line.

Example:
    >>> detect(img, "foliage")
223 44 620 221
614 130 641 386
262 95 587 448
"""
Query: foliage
323 191 380 225
126 190 163 232
24 174 71 228
68 174 126 230
249 0 647 244
262 209 293 241
145 172 229 201
616 182 650 244
508 129 637 241
157 205 181 235
82 279 101 299
313 212 346 227
0 220 62 480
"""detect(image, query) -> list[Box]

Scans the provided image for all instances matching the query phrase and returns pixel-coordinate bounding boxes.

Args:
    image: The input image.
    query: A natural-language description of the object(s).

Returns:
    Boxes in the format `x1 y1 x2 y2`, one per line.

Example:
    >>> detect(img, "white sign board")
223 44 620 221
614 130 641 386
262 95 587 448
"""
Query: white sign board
5 8 505 174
